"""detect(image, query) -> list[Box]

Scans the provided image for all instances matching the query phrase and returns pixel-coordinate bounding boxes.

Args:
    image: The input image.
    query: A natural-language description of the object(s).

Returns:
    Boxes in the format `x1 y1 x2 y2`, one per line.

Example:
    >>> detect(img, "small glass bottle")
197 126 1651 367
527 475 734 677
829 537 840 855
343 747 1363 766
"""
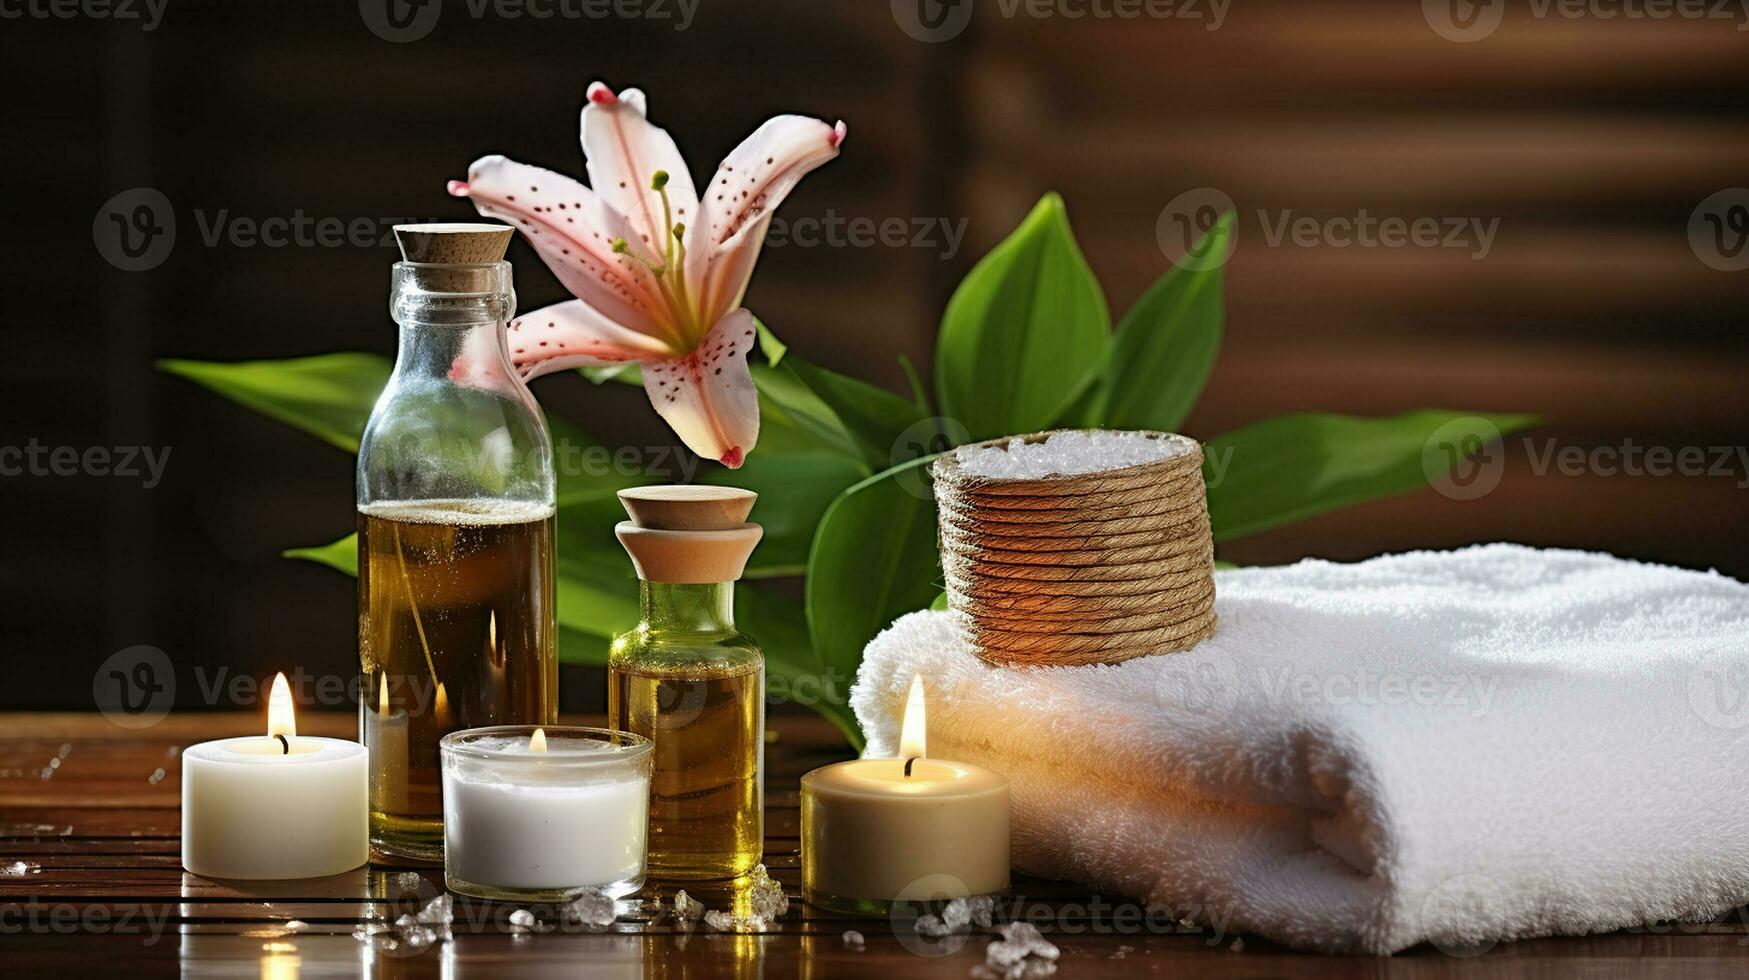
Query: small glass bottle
356 224 558 860
609 486 766 881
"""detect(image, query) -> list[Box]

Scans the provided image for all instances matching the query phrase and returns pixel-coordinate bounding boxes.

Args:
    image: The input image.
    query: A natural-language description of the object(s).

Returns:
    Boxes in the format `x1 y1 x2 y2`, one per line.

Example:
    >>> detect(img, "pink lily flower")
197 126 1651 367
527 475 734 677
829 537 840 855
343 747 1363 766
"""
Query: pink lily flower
448 81 846 468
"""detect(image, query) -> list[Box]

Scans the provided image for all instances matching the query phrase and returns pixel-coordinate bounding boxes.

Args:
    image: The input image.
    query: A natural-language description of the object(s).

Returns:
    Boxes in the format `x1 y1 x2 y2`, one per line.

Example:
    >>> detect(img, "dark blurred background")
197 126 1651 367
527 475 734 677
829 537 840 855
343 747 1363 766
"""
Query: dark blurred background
3 0 1746 711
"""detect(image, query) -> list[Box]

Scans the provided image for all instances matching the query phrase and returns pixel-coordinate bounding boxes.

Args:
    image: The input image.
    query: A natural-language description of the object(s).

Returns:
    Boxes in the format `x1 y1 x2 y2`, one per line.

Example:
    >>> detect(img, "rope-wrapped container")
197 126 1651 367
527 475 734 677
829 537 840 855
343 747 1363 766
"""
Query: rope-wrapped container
931 430 1218 667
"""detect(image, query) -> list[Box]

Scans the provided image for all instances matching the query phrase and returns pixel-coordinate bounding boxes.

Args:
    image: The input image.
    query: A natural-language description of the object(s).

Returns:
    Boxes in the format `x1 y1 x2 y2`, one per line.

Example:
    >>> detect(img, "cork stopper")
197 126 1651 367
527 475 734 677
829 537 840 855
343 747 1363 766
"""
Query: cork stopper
394 223 515 264
615 486 763 584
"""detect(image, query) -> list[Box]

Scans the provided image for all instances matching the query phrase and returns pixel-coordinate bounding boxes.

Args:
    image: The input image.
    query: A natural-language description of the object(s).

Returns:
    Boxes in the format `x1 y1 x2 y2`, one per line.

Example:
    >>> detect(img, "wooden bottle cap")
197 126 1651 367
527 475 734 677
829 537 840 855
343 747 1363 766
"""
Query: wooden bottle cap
619 485 757 531
615 485 762 584
393 223 515 264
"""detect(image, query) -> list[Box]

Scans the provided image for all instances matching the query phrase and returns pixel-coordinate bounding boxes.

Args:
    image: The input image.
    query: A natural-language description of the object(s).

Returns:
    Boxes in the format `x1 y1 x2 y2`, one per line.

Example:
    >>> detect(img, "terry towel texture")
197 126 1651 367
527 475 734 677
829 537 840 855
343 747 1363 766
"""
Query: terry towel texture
851 544 1749 954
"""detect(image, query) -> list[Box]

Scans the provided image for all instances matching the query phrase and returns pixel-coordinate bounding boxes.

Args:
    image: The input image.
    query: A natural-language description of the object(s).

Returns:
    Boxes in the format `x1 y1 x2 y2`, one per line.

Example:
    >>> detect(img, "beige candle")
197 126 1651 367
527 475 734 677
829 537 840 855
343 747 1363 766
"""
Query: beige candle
801 676 1010 913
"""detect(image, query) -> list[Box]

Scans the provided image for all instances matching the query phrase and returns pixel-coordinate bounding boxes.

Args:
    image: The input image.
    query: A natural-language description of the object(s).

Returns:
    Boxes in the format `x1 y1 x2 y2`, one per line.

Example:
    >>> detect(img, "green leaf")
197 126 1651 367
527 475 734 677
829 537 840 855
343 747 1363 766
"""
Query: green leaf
805 456 943 735
782 356 930 470
750 363 863 459
934 193 1110 441
283 536 358 575
1204 411 1540 541
1097 213 1231 432
755 319 788 366
705 452 867 578
578 362 643 386
161 353 391 453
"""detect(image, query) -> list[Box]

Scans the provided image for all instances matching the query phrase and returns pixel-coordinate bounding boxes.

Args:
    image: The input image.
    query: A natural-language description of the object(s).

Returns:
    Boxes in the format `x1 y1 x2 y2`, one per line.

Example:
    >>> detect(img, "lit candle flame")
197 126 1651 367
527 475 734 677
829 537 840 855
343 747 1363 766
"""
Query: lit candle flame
898 674 927 762
433 682 450 726
267 672 296 741
530 728 547 754
378 677 390 715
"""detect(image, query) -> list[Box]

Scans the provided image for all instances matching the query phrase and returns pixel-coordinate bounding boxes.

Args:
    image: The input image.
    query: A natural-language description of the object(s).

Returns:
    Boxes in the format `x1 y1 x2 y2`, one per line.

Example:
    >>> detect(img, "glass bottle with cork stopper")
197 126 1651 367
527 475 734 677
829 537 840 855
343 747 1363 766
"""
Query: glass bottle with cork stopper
609 485 765 881
356 223 559 860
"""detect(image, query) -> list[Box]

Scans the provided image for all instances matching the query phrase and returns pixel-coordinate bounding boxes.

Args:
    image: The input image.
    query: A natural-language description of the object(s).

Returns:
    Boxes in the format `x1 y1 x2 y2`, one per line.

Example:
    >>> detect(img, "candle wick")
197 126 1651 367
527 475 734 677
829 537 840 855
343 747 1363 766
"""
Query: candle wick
275 734 290 755
904 757 917 778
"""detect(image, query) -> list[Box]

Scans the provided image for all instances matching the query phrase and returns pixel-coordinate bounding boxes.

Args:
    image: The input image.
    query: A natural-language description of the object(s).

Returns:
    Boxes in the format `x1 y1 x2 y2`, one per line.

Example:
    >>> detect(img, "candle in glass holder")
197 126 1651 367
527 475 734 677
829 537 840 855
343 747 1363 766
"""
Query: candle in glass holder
181 673 368 880
801 676 1010 914
441 726 652 901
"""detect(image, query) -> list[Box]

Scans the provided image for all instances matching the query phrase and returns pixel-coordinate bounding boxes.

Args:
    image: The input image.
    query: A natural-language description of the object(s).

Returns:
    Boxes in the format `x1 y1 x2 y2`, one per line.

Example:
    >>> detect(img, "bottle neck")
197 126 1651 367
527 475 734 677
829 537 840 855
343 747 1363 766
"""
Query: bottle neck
640 582 736 634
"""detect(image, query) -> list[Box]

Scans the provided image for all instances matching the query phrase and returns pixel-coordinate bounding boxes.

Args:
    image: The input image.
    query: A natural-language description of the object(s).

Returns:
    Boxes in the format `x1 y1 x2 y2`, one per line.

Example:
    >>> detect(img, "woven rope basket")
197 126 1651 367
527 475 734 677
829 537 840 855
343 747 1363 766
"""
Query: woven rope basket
931 430 1218 667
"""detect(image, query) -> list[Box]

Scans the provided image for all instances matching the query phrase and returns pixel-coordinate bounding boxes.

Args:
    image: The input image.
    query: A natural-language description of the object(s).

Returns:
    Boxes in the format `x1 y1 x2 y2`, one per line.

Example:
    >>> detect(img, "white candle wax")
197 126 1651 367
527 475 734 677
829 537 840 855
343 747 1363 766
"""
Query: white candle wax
181 735 368 880
441 726 651 899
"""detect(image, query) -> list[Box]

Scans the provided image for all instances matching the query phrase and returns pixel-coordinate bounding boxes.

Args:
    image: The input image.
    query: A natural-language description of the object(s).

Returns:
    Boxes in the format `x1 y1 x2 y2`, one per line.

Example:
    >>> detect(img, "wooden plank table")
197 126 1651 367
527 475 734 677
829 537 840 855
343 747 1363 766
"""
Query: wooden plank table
2 713 1744 978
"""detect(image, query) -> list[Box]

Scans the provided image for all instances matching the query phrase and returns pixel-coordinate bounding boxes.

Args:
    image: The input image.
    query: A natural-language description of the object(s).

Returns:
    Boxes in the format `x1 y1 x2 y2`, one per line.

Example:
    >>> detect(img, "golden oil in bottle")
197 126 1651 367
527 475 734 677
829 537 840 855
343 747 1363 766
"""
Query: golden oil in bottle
609 487 766 881
358 499 557 859
357 225 559 861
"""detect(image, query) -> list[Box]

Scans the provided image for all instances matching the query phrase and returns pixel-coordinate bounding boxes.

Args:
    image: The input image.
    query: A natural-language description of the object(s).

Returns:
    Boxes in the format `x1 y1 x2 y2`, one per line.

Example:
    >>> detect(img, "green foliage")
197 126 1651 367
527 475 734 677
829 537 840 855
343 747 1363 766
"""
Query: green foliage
1204 411 1541 541
935 193 1110 441
166 194 1534 750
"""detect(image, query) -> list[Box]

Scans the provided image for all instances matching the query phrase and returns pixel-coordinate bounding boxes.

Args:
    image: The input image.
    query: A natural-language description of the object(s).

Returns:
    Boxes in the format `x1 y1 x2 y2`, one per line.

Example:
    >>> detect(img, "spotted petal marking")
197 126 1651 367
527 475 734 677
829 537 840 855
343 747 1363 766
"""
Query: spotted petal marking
508 300 675 382
450 155 674 342
640 309 760 467
581 83 700 266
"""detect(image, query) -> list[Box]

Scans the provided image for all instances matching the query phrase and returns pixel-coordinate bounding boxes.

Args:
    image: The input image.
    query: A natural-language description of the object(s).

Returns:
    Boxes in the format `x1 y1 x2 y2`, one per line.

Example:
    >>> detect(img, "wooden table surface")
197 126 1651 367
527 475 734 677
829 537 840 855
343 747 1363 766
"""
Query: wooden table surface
1 712 1744 978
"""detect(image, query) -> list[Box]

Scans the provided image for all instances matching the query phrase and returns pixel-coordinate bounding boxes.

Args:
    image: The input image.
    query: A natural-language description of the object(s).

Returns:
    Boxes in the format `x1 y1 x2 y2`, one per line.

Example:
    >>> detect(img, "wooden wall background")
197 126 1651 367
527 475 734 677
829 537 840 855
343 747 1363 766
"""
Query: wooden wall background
3 0 1745 709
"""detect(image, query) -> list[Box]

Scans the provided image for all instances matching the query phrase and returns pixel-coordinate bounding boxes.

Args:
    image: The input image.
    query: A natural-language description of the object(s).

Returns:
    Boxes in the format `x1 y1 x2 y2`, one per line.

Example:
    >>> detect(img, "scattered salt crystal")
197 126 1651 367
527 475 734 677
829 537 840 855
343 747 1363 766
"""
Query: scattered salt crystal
703 909 771 933
506 909 535 933
282 919 305 931
1230 937 1244 952
147 767 165 785
564 889 616 930
1112 944 1134 959
941 896 971 930
998 921 1059 960
914 913 952 938
416 894 453 925
842 929 865 950
1 861 38 876
967 895 995 929
955 430 1195 481
672 889 705 926
746 863 789 919
983 921 1061 978
394 913 417 932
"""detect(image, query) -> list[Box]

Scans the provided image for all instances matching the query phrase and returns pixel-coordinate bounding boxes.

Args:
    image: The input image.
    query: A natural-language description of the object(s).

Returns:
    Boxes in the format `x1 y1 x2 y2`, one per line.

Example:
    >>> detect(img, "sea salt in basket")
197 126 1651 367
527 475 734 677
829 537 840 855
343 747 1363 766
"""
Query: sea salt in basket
931 430 1217 667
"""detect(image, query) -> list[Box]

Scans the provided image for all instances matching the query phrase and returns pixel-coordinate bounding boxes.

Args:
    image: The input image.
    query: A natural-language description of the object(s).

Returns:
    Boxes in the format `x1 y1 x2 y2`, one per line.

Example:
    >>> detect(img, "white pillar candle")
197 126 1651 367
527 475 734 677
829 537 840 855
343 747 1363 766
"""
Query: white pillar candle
802 676 1011 913
181 674 368 880
441 726 652 900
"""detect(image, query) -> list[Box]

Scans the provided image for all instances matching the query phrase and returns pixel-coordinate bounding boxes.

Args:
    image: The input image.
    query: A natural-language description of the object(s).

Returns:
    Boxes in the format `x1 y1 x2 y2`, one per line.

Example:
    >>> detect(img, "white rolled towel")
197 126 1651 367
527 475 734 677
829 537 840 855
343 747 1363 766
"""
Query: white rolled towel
851 544 1749 954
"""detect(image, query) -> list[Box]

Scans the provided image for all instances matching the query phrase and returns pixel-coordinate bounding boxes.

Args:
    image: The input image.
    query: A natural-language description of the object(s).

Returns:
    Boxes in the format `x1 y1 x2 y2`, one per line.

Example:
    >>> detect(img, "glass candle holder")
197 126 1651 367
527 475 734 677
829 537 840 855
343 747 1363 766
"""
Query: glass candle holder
440 726 651 902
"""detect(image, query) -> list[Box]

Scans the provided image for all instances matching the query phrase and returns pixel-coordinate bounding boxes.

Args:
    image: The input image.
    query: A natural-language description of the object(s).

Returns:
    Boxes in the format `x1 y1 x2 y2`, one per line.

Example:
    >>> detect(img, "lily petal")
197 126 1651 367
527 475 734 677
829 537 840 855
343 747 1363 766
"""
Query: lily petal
510 300 676 381
690 115 844 323
641 308 760 467
582 83 700 263
450 155 676 342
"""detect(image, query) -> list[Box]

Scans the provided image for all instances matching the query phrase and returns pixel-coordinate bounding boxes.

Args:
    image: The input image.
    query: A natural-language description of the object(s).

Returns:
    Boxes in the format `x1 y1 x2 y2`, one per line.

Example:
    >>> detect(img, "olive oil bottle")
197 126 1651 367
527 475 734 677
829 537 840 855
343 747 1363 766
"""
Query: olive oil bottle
356 225 558 860
609 486 765 881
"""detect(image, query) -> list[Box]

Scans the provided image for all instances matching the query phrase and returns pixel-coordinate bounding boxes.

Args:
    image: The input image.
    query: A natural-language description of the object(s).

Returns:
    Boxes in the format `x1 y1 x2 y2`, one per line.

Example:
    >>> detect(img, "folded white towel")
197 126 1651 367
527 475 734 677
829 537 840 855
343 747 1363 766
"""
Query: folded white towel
851 544 1749 954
